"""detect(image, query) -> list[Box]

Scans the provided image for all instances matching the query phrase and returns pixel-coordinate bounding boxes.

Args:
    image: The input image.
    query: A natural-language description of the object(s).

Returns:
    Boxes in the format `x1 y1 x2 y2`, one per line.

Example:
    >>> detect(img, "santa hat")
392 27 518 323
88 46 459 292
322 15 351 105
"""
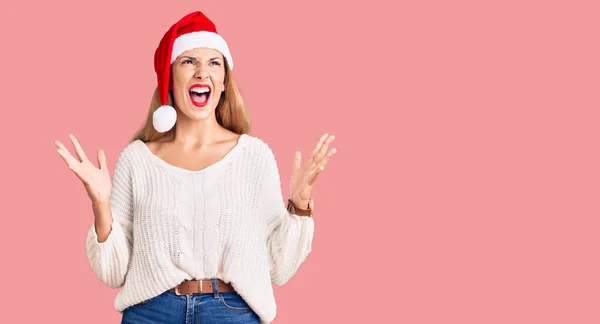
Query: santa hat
152 11 234 133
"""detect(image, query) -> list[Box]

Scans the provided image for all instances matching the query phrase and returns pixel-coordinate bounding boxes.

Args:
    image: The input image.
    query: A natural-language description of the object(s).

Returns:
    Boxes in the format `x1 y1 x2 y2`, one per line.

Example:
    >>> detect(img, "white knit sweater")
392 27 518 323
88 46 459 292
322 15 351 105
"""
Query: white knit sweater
85 134 314 324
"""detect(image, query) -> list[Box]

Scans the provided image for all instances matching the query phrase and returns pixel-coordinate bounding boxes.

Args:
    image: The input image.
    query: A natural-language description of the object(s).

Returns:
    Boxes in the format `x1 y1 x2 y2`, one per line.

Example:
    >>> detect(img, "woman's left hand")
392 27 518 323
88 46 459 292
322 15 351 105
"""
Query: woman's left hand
290 133 337 209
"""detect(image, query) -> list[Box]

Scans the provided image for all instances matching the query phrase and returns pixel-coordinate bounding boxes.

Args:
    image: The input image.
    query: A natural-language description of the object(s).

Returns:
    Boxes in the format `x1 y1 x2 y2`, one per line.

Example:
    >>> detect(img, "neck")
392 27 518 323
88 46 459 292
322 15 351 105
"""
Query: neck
172 113 227 147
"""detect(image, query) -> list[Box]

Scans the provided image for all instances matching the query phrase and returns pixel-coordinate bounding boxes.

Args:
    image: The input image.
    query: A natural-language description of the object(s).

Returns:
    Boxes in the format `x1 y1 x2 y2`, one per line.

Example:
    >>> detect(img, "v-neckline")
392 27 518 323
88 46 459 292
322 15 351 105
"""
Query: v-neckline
135 134 249 175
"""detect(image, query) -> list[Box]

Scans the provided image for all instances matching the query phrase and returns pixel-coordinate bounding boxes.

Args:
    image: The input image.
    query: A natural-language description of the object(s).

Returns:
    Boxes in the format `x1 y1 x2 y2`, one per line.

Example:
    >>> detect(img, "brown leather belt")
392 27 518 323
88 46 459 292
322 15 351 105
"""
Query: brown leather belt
171 279 234 295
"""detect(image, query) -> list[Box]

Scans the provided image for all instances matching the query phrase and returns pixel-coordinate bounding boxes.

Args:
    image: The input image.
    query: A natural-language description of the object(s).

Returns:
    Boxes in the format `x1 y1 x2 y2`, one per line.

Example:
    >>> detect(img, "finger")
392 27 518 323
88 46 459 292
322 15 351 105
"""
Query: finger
308 166 324 185
55 140 82 168
314 135 335 163
307 166 325 185
315 148 337 169
55 139 69 151
98 149 108 172
309 133 329 164
293 151 302 173
69 134 89 161
56 148 83 176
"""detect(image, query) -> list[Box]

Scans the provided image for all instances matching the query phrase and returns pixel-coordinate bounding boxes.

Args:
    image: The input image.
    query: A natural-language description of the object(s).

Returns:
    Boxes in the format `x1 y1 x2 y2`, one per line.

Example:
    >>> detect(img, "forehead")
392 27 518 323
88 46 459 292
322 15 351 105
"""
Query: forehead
178 47 223 59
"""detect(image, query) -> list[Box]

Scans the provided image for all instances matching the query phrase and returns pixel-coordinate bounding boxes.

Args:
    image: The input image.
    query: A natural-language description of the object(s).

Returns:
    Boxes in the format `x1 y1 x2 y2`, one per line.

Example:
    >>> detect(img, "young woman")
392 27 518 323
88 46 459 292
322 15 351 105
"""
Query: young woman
55 11 336 324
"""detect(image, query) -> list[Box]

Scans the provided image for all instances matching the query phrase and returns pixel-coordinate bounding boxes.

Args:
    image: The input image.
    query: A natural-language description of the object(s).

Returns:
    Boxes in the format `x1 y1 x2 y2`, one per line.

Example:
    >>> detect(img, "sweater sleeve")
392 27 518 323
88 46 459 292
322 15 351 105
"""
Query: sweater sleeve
259 146 315 286
85 148 134 289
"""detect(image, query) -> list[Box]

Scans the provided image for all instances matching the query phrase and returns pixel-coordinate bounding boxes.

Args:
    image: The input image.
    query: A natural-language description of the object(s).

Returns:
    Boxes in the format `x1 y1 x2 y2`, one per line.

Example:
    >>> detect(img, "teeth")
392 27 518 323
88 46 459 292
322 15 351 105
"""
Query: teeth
190 87 210 94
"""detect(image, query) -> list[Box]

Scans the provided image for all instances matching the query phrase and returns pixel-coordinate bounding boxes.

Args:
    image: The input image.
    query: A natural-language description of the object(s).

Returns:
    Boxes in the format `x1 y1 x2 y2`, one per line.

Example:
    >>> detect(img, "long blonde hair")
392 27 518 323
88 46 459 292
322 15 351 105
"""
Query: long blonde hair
131 60 251 142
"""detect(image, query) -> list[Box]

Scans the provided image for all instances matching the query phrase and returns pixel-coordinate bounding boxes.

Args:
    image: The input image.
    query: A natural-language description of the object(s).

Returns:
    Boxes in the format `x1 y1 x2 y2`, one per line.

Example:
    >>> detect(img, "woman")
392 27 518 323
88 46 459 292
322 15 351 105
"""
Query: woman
54 11 336 324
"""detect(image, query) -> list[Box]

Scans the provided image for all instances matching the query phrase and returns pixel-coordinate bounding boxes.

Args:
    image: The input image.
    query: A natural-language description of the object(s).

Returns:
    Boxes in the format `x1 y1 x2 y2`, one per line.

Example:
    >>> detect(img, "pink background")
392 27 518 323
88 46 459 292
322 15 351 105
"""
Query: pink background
1 0 599 323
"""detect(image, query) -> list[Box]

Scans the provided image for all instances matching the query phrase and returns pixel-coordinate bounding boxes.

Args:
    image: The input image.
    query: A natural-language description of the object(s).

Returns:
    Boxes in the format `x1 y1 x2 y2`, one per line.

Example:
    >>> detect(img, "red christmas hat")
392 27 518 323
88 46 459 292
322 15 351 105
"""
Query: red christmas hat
152 11 234 133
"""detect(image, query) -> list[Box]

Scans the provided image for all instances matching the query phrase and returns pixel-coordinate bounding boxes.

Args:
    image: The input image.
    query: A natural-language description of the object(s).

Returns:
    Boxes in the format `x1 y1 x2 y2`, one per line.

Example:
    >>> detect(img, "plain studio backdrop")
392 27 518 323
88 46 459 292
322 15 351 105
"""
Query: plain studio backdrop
0 0 599 323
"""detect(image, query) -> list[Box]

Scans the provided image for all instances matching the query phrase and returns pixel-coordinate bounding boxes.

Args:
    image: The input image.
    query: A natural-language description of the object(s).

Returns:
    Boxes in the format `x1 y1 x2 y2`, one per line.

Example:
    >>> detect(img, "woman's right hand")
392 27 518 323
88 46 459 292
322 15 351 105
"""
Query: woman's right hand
55 134 112 206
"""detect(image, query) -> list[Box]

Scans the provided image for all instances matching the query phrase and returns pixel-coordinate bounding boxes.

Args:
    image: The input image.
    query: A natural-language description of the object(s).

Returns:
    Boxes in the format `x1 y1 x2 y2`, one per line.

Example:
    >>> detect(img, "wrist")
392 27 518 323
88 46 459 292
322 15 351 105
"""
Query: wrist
287 198 313 217
92 198 112 224
92 197 110 208
291 197 310 209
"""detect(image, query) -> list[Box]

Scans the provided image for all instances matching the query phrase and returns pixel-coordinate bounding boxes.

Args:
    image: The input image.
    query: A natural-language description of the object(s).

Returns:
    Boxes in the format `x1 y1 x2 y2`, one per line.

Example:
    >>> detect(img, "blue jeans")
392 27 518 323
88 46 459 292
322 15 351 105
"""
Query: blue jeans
121 280 260 324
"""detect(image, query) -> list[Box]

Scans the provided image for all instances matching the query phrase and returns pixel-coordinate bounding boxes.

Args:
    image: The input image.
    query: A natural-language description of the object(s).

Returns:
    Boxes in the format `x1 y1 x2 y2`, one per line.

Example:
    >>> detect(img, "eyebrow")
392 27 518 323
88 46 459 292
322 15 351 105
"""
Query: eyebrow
180 56 222 61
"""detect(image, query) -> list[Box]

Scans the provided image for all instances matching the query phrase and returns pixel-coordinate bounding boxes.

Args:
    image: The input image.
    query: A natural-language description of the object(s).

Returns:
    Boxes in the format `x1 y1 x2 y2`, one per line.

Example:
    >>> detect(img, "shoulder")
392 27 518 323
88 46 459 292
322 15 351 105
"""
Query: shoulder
111 139 145 169
240 135 284 183
122 139 144 157
241 134 277 162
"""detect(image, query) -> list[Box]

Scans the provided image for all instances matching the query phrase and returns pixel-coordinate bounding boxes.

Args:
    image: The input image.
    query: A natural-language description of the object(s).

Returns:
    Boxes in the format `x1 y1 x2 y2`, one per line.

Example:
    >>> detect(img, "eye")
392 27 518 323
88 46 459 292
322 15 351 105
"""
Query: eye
182 59 195 65
210 61 222 66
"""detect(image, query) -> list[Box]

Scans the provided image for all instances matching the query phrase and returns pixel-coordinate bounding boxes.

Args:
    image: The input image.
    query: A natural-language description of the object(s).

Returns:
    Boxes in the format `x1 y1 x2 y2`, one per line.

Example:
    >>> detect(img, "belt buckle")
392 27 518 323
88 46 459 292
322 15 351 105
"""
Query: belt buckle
174 285 186 296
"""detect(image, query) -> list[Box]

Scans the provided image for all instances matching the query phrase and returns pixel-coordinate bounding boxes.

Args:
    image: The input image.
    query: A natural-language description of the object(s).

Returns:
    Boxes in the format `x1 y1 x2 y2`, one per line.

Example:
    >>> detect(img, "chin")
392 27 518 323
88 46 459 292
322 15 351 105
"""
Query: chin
185 107 217 120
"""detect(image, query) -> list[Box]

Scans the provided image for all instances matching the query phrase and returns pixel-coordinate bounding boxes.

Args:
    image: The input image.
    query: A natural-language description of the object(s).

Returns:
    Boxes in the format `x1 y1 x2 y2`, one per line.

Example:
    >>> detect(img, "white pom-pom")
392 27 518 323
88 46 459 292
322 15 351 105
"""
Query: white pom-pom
153 105 177 133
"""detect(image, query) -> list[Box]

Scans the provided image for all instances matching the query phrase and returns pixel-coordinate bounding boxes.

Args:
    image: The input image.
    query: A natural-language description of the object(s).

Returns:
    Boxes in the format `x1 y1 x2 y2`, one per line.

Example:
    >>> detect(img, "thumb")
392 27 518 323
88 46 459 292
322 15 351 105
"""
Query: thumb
98 149 108 172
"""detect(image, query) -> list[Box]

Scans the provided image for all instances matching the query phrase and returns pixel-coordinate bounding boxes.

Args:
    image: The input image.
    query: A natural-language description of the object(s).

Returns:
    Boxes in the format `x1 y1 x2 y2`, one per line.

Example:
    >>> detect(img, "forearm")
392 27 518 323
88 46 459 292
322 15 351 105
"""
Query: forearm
86 198 132 288
268 213 315 285
92 199 113 243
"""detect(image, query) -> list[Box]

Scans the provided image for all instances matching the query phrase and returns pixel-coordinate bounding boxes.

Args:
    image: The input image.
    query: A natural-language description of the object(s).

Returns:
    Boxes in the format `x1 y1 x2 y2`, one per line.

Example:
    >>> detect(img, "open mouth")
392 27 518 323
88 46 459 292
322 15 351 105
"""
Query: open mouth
189 85 211 107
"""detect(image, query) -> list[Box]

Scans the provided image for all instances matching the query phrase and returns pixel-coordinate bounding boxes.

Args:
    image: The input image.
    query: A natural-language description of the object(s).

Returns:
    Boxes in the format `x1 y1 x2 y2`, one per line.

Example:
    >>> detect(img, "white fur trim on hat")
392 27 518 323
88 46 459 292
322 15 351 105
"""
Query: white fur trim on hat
171 31 233 69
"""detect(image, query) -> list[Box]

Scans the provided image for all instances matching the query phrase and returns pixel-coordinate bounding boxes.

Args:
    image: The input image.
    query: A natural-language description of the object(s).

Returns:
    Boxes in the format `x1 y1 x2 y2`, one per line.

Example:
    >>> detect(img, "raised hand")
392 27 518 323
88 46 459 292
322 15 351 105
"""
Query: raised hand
55 134 112 205
290 133 337 209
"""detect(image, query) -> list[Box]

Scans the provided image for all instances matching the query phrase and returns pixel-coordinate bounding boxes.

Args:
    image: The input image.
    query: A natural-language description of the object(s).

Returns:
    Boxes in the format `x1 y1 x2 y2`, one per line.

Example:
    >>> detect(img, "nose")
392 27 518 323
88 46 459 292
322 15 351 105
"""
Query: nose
195 66 209 80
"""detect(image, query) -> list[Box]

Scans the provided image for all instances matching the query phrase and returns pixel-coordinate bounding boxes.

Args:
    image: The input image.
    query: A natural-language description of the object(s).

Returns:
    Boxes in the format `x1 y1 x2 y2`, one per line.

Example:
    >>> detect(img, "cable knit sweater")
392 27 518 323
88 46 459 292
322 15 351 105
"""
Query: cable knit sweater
85 133 314 324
